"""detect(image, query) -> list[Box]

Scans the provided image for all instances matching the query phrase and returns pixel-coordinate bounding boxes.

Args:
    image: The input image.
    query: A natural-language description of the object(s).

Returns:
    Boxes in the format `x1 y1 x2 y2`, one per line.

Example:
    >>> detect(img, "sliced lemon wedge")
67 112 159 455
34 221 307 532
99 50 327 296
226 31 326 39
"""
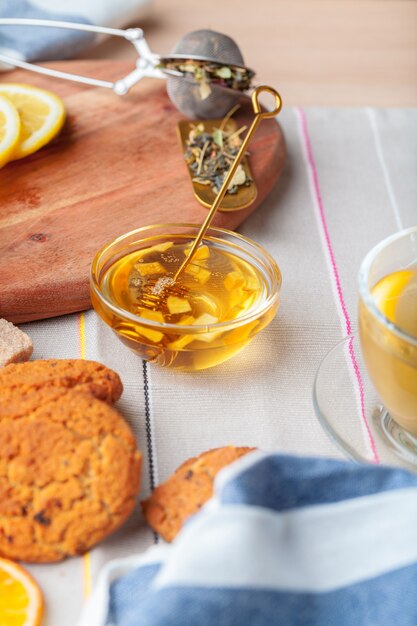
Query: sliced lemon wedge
372 269 414 324
0 83 65 160
0 94 21 168
0 558 44 626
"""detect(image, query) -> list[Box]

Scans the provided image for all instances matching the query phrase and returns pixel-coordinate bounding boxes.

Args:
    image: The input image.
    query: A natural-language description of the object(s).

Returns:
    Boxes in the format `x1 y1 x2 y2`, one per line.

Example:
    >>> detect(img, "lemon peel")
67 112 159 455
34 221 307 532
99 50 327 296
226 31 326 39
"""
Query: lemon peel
0 83 65 159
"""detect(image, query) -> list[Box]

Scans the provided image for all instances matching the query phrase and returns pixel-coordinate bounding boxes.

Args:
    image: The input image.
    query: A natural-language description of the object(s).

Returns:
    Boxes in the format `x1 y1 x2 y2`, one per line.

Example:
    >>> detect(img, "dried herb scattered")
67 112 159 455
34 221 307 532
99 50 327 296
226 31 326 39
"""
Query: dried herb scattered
183 111 253 195
158 59 253 100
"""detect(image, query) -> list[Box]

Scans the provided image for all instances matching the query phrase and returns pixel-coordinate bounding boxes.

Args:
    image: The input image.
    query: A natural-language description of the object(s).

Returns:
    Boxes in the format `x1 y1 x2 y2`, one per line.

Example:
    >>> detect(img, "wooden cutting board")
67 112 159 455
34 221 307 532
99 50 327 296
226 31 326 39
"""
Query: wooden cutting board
0 61 285 323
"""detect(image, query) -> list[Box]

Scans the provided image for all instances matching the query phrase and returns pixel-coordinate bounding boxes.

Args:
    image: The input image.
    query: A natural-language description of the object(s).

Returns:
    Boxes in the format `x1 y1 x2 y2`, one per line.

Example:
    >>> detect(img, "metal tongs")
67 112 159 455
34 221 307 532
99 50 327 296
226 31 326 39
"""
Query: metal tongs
0 18 169 95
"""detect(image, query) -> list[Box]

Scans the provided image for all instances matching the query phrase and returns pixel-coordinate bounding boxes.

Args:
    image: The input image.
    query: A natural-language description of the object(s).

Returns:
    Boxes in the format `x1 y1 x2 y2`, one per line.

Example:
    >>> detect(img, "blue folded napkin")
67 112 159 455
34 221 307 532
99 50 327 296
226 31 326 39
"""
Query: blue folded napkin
0 0 150 64
78 451 417 626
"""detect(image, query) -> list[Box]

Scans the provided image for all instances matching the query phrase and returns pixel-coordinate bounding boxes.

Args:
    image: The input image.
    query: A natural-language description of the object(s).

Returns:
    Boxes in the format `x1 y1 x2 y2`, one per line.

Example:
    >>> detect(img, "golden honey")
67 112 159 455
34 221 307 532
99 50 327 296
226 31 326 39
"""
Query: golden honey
360 268 417 434
92 233 280 371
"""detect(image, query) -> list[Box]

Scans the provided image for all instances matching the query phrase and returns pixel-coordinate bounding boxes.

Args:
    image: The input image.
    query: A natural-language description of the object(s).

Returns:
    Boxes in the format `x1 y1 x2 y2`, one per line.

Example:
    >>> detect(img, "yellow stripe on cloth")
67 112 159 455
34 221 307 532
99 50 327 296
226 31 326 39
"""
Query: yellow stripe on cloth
78 311 92 597
83 551 92 598
78 311 86 360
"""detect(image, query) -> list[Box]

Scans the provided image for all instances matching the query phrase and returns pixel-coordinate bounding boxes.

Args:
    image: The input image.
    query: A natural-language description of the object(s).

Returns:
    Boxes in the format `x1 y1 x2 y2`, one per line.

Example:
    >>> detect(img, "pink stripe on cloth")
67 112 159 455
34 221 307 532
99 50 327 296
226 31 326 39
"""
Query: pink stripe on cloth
296 107 379 464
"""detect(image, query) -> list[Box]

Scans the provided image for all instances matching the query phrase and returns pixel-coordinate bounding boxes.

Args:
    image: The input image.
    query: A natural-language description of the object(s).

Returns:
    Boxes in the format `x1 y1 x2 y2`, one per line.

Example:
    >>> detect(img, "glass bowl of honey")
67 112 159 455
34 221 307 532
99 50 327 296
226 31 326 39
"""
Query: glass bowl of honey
90 223 281 371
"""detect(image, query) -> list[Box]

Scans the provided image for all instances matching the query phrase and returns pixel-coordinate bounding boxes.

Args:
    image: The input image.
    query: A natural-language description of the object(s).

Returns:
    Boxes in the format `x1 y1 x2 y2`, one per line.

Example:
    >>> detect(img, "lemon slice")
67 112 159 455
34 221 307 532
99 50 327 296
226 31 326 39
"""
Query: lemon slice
0 558 44 626
0 94 21 168
372 269 414 324
0 83 65 159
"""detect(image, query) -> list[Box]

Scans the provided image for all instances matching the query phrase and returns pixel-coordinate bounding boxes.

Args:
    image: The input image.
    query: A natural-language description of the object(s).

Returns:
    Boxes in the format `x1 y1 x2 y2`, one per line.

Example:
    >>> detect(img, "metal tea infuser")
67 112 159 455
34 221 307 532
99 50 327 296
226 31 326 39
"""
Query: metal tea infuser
0 18 255 118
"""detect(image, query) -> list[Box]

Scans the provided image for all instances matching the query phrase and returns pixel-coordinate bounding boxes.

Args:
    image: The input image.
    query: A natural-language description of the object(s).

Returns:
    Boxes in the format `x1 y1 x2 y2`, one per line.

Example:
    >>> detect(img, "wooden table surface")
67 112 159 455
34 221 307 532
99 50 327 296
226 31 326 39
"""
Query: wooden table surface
82 0 417 107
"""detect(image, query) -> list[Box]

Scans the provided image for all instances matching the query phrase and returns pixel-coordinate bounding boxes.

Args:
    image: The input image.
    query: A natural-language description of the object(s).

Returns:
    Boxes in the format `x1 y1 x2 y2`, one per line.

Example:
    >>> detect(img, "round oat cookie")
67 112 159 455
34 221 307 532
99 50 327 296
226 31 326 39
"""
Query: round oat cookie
0 390 141 562
0 359 123 421
141 446 255 542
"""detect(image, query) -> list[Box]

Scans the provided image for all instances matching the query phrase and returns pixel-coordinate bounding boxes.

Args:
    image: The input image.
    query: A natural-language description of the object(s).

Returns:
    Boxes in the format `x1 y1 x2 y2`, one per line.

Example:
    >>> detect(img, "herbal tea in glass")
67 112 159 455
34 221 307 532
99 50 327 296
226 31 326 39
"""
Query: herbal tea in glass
359 228 417 437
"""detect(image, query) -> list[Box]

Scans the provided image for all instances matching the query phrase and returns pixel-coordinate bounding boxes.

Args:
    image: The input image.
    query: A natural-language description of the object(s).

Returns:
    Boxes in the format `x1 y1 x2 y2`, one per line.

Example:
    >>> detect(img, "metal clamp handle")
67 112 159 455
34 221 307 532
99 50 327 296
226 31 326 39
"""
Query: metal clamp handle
0 18 164 94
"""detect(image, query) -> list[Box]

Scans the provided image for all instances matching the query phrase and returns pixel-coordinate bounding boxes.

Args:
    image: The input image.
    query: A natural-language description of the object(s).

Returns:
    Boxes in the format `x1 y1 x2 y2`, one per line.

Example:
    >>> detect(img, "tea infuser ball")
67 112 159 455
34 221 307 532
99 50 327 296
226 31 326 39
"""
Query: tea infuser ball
166 29 247 119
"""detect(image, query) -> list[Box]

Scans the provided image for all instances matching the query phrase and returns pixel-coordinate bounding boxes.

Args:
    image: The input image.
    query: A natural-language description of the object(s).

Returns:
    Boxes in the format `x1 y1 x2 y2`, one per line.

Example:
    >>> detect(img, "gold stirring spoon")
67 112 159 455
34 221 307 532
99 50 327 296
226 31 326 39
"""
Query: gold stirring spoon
140 85 282 304
174 85 282 283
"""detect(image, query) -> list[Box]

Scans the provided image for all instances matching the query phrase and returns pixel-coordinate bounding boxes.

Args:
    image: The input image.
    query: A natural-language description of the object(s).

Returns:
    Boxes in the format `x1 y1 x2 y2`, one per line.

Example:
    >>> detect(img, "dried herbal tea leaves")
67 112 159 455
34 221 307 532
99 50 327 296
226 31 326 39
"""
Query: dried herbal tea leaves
183 118 253 195
158 59 254 100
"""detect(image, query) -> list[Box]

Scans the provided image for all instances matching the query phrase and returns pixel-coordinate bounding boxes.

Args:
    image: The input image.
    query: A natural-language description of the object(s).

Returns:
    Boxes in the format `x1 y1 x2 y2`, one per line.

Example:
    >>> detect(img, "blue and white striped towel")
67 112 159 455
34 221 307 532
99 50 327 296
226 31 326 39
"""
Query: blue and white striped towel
78 451 417 626
0 0 150 64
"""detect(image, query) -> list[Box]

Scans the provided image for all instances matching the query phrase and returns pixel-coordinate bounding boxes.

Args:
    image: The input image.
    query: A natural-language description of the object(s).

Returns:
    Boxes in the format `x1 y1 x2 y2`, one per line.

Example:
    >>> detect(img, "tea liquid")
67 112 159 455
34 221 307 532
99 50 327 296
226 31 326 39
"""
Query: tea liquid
98 238 276 370
359 269 417 434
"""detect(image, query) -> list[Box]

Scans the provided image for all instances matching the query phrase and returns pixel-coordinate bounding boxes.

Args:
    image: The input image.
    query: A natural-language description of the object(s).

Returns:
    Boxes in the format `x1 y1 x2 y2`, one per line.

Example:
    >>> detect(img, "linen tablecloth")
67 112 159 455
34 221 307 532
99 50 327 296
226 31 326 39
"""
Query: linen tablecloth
20 106 417 625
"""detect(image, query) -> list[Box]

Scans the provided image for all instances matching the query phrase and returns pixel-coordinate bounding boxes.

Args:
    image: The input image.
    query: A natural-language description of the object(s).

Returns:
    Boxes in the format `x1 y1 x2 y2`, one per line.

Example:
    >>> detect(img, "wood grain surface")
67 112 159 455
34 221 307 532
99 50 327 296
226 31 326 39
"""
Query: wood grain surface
0 61 285 323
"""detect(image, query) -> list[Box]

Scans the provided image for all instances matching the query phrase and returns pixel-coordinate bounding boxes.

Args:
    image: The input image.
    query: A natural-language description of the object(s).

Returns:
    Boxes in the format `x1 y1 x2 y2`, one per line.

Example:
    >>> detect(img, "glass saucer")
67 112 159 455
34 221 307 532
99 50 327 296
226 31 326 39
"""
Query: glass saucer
313 335 417 471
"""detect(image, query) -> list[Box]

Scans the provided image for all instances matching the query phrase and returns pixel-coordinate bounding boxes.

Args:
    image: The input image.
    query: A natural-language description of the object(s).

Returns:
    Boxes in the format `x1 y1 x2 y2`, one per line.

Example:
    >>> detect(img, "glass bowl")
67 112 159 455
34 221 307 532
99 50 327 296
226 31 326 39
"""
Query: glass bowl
90 223 281 371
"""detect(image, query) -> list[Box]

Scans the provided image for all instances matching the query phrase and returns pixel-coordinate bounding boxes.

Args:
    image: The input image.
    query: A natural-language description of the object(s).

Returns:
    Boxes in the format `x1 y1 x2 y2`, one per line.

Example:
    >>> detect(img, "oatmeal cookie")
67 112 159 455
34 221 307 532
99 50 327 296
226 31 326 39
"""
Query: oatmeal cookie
0 390 141 562
141 446 254 542
0 359 123 420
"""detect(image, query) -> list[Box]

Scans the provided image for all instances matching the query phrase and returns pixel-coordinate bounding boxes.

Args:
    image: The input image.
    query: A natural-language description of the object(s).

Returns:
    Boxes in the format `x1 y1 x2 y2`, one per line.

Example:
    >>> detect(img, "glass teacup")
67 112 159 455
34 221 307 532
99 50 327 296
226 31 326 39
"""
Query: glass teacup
359 227 417 438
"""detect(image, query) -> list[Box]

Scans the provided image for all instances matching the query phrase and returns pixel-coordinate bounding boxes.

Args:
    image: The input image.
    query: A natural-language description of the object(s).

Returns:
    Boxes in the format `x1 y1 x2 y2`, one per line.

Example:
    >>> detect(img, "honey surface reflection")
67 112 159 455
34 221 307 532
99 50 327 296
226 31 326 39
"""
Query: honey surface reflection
93 236 279 371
